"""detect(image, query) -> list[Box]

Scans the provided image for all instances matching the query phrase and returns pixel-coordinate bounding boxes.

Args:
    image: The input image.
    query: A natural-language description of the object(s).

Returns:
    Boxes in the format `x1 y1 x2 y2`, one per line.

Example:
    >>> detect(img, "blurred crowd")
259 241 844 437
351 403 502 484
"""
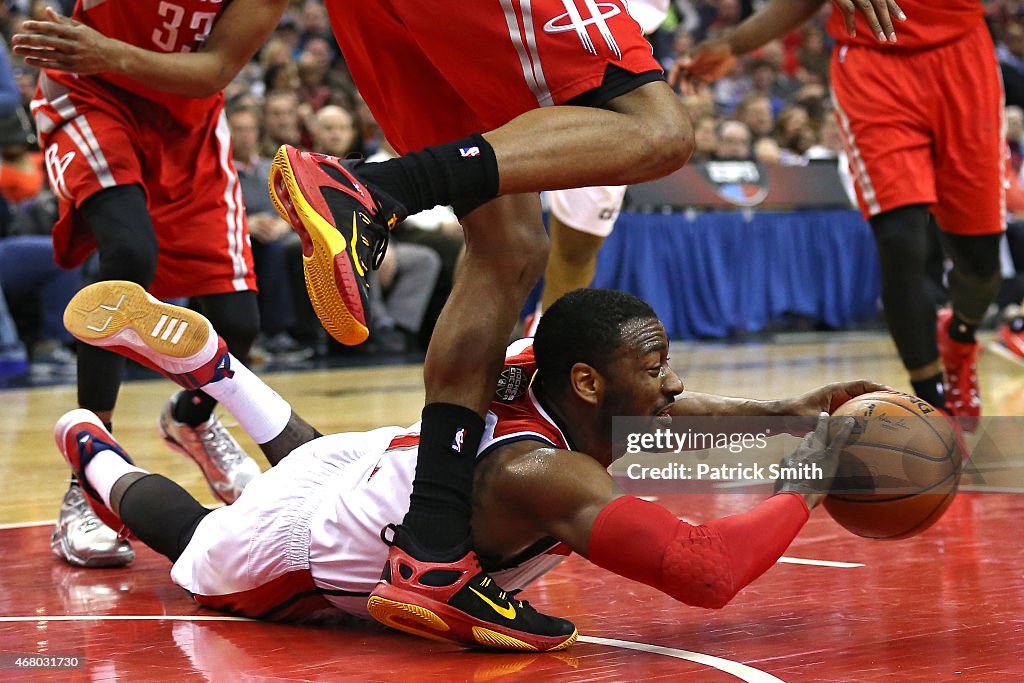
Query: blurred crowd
3 0 1024 375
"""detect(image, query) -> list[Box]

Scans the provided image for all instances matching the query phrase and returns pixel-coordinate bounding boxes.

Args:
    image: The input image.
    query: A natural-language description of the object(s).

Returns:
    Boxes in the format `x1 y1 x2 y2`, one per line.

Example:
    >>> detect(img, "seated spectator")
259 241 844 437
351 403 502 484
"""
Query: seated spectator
691 114 720 162
226 103 313 363
753 136 783 165
714 119 753 161
259 90 302 158
735 93 775 139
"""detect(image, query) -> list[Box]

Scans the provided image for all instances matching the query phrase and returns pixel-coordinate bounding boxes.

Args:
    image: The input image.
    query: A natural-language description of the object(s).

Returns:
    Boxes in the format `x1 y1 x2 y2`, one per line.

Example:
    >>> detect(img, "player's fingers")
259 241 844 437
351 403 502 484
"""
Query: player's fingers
853 0 888 43
828 417 856 453
868 0 896 42
833 0 857 38
812 411 831 445
888 0 906 21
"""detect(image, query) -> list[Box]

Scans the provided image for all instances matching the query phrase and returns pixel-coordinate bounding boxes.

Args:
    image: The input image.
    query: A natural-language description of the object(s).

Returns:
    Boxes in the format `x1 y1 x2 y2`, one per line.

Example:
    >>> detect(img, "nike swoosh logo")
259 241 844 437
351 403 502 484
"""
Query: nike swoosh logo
468 587 517 620
350 214 366 277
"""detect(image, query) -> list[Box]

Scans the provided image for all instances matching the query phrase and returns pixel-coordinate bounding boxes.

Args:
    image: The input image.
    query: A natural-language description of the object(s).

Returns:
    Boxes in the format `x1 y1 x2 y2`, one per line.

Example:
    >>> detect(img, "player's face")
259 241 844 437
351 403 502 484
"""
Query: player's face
600 318 683 419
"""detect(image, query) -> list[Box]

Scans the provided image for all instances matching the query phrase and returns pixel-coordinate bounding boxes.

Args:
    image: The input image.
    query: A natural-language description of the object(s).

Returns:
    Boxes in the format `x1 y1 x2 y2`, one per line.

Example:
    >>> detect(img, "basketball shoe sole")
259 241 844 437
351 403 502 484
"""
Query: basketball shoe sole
63 280 228 389
268 146 392 346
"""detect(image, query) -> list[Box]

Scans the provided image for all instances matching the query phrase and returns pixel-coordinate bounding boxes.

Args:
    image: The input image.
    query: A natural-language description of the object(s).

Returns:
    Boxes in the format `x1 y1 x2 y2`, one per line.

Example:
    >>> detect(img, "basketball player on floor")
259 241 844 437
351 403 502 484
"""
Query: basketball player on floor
12 0 286 568
56 280 872 647
524 0 670 337
20 0 909 649
681 0 1000 433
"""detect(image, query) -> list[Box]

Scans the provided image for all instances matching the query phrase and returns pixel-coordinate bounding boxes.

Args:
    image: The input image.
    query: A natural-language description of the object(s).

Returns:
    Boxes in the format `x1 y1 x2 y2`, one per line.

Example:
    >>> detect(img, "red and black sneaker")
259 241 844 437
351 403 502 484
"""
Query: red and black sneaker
63 280 233 390
367 525 577 652
936 308 981 432
54 409 136 538
268 145 406 346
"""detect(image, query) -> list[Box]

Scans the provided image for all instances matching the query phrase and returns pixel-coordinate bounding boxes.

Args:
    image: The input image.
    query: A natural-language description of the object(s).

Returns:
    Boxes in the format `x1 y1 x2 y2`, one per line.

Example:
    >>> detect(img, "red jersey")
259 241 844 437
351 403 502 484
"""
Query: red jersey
826 0 984 50
47 0 228 124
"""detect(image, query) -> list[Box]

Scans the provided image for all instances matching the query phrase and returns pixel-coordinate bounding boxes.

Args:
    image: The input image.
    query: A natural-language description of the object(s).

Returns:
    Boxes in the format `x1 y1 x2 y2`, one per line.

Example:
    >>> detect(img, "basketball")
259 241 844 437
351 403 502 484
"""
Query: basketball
824 391 963 540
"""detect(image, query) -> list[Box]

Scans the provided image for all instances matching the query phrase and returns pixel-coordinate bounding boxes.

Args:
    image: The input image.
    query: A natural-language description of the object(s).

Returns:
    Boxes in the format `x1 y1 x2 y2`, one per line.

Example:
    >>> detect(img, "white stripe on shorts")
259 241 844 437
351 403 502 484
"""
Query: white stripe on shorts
500 0 554 106
214 112 249 290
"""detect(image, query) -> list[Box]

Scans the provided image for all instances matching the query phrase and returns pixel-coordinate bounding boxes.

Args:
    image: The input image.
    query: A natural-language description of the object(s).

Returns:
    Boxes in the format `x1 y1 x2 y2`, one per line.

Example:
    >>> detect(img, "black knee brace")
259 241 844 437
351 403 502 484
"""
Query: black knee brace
80 185 158 286
869 205 939 370
938 232 1003 323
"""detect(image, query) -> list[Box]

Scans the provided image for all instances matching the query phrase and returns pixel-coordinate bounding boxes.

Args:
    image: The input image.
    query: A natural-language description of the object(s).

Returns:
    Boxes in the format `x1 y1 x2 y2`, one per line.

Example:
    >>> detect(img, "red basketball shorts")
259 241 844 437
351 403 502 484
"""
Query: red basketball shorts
325 0 661 154
830 20 1005 235
32 74 255 299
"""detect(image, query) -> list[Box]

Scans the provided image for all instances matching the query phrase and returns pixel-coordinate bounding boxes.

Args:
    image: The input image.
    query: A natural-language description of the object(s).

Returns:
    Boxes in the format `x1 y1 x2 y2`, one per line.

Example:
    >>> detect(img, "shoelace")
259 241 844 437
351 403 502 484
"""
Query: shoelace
197 420 247 467
365 222 390 271
66 487 103 533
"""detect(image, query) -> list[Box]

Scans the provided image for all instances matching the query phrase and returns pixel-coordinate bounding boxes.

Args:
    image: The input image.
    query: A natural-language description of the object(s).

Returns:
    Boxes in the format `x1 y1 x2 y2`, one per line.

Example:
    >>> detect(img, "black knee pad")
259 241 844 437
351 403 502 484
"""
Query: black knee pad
80 185 159 286
195 291 260 360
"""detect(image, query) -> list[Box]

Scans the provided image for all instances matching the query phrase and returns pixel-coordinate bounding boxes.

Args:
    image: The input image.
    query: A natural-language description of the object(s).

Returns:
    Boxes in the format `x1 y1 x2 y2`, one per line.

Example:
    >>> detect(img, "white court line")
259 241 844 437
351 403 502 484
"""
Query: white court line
0 615 786 682
958 485 1024 494
777 557 863 568
0 520 55 530
578 636 785 682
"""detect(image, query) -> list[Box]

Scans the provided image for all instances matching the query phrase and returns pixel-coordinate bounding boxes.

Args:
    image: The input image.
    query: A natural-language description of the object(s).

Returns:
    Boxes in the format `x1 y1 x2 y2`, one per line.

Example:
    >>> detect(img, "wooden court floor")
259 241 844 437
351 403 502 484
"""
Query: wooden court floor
1 331 1023 681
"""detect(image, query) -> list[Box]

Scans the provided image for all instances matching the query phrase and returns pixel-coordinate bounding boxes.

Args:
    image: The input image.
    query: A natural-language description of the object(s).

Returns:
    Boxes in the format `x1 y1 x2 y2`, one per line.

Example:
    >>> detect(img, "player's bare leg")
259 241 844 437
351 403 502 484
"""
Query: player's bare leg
541 215 607 312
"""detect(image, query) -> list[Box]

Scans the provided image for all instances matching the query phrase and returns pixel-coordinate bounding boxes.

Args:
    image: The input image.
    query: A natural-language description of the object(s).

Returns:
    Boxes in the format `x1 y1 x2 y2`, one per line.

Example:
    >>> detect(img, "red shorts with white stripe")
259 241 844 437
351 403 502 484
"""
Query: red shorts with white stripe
325 0 661 154
32 74 255 299
830 20 1005 236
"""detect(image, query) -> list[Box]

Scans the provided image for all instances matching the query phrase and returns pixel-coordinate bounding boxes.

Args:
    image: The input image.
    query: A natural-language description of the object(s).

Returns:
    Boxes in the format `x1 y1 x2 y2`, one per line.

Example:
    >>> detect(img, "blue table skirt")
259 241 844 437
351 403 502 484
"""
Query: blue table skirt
553 209 881 340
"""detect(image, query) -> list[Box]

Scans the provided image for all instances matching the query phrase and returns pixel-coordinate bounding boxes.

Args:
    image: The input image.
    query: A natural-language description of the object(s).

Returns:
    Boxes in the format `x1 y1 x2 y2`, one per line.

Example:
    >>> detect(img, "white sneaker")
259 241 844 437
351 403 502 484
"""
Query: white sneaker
50 483 134 568
158 394 260 503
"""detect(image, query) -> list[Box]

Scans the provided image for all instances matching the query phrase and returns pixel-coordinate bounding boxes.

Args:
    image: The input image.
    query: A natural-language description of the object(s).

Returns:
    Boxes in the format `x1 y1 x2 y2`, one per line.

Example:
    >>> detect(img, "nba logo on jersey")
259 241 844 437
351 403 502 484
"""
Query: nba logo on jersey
451 427 466 453
459 146 480 158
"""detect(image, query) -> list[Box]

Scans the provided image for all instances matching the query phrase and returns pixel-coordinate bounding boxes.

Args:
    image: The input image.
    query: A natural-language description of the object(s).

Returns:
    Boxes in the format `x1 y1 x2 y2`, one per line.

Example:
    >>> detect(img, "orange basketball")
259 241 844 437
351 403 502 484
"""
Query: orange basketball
825 391 963 540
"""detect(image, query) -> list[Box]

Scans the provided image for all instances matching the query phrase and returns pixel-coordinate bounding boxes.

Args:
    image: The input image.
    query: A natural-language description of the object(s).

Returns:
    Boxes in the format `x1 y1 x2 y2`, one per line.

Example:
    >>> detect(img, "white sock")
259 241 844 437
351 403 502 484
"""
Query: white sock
84 450 148 509
198 355 292 444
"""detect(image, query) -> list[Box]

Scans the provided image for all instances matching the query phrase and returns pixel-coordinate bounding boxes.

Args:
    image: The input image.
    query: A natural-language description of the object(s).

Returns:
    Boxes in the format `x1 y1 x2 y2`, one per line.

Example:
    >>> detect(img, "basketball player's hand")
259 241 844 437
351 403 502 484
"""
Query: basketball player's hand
670 40 736 89
778 378 892 428
774 413 855 509
12 7 124 74
832 0 906 43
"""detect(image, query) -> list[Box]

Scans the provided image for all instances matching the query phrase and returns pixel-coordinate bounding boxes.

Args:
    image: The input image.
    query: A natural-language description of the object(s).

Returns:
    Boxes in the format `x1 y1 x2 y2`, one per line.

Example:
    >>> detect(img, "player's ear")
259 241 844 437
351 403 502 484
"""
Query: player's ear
570 362 602 405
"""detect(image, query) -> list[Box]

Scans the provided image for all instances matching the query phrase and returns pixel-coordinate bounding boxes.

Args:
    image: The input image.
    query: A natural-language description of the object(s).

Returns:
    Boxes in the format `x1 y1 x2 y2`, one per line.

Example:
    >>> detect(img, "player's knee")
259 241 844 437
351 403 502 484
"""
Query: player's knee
97 238 158 285
202 292 260 352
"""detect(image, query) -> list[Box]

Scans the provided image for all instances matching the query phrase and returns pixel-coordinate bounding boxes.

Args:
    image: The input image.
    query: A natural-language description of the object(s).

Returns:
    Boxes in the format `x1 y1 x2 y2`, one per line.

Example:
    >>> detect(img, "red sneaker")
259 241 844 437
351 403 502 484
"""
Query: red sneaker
268 145 405 346
996 314 1024 361
63 280 233 390
54 409 135 538
936 308 980 432
367 526 577 652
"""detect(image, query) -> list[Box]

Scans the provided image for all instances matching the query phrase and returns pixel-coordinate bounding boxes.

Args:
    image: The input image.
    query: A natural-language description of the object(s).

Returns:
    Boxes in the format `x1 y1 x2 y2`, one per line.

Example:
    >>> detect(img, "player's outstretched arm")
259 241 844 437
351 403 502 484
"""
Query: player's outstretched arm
668 379 888 418
673 0 905 87
497 445 823 609
12 1 287 98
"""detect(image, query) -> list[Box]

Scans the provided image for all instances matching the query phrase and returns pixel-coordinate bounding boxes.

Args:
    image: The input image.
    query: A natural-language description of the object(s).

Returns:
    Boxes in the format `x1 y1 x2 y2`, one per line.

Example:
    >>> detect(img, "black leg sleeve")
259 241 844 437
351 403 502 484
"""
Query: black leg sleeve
118 474 212 563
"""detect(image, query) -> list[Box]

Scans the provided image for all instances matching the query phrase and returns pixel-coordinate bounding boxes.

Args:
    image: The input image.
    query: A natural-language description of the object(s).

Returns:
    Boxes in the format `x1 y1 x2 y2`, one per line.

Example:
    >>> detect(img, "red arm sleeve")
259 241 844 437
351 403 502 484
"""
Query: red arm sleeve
587 493 809 608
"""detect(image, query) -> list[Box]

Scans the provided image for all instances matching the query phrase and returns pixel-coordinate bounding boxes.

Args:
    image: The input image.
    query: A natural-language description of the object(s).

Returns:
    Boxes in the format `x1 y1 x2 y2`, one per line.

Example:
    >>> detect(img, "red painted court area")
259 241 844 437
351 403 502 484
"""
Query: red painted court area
1 492 1021 682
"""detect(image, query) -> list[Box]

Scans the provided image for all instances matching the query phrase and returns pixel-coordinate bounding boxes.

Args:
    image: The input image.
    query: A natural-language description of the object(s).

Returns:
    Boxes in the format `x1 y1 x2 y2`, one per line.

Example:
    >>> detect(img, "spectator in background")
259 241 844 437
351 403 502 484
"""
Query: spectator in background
753 136 783 165
715 119 753 160
997 19 1024 108
773 103 816 164
691 113 720 162
735 93 775 139
226 102 313 363
260 90 302 157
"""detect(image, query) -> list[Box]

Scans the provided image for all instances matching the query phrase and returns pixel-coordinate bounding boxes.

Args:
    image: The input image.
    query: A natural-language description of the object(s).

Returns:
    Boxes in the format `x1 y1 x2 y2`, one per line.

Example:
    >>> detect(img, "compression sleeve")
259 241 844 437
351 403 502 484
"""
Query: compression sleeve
587 493 809 608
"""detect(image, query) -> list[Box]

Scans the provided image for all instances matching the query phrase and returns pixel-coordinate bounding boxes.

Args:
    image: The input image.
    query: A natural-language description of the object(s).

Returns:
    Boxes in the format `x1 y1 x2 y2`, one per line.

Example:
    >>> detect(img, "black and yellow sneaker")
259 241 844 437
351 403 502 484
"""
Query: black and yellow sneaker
367 525 577 651
268 145 406 346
